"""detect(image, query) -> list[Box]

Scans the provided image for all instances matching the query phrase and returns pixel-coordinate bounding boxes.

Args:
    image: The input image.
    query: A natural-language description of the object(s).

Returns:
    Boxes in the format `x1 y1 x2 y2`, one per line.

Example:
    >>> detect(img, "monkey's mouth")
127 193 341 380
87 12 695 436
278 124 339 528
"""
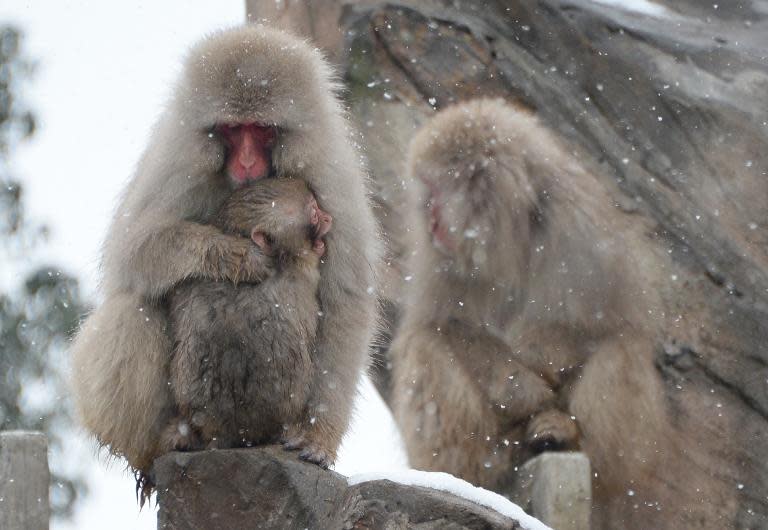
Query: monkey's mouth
428 201 456 253
420 176 456 252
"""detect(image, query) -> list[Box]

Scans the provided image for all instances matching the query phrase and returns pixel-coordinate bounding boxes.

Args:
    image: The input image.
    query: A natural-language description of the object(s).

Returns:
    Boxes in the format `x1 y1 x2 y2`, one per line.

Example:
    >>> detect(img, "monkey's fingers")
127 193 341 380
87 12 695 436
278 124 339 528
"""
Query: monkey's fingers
160 418 202 453
232 252 246 286
312 239 326 257
298 446 333 469
281 433 334 469
281 435 306 451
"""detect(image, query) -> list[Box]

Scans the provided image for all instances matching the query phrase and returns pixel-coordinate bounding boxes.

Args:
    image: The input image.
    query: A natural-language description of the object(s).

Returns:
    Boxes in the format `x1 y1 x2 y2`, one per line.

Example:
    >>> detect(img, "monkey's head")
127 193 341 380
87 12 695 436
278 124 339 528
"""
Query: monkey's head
218 178 332 263
408 99 541 280
173 25 337 189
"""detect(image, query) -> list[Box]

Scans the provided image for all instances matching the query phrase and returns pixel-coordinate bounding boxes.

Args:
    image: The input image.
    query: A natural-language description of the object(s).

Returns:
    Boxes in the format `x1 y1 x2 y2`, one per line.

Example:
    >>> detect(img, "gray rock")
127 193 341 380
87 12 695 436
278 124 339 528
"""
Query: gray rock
155 446 528 530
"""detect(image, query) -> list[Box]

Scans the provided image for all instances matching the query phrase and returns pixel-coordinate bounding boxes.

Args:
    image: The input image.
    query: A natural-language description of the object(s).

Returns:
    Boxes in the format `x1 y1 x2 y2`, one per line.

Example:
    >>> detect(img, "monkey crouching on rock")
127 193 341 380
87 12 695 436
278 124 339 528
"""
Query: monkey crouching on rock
163 178 333 462
70 24 380 502
390 99 686 530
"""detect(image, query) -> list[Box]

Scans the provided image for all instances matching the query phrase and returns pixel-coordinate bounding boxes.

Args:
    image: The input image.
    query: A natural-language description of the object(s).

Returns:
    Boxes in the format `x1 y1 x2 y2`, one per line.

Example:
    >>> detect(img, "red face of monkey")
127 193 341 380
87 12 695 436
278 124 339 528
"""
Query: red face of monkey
216 123 276 186
421 176 458 254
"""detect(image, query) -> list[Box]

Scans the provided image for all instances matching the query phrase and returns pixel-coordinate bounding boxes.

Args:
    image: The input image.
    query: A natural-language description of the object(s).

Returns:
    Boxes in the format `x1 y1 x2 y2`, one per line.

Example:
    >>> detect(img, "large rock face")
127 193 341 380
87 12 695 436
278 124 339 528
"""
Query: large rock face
155 446 528 529
245 2 768 528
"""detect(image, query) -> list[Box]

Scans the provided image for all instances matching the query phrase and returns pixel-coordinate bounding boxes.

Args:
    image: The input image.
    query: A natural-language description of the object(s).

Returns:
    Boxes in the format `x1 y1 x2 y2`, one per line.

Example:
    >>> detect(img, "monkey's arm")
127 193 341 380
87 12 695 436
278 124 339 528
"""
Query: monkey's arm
449 325 581 451
117 221 272 300
426 323 557 423
282 233 377 467
390 325 522 489
392 324 579 487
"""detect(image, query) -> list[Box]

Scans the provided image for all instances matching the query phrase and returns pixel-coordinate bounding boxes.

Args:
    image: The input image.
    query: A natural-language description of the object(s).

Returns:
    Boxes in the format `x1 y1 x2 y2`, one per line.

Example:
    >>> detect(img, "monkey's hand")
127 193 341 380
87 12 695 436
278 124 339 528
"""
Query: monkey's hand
312 237 326 257
214 235 274 285
281 425 336 469
160 417 203 453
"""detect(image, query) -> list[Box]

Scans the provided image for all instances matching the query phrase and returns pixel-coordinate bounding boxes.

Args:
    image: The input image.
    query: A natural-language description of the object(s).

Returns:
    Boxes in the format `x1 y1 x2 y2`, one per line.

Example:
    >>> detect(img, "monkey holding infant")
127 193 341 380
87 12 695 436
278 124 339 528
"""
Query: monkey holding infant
70 25 380 501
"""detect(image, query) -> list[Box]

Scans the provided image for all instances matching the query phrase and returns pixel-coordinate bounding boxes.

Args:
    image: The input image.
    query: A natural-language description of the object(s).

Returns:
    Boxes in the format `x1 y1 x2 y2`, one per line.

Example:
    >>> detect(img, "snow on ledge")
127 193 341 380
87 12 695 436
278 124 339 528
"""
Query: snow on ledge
347 469 552 530
589 0 671 17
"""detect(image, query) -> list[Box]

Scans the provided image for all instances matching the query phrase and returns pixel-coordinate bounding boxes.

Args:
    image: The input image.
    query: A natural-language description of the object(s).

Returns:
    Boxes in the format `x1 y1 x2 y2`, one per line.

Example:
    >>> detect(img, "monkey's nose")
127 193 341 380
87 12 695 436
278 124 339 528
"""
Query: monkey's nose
238 136 259 168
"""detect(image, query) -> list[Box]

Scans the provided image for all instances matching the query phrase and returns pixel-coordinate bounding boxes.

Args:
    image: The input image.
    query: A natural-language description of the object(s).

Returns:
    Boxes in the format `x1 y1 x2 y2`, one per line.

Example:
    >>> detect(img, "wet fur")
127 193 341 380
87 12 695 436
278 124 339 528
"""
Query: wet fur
164 179 321 455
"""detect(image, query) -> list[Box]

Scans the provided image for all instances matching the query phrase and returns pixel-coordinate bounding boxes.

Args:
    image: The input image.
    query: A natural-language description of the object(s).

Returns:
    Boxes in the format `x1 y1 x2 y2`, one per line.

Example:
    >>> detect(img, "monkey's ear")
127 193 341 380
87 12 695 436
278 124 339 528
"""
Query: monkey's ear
251 228 272 254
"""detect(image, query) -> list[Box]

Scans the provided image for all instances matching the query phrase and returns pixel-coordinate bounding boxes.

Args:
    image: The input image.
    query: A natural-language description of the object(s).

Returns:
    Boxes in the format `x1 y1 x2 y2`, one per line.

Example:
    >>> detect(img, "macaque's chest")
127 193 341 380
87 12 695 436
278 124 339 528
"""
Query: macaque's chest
168 278 319 439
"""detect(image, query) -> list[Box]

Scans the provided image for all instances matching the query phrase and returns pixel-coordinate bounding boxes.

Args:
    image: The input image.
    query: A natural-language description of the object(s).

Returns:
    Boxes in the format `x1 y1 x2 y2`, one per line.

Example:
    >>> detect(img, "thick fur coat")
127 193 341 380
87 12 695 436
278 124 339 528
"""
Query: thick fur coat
71 25 379 485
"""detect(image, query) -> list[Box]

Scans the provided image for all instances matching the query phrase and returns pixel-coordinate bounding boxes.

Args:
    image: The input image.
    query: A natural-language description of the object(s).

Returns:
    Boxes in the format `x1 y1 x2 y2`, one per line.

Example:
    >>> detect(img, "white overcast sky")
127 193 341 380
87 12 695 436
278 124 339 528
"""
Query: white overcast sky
0 2 408 528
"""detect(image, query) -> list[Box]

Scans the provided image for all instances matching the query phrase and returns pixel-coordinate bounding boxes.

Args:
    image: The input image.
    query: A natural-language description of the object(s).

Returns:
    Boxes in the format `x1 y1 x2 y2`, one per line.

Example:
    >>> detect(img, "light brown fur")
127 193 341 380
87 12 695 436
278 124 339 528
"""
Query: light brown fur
391 99 708 528
70 25 379 493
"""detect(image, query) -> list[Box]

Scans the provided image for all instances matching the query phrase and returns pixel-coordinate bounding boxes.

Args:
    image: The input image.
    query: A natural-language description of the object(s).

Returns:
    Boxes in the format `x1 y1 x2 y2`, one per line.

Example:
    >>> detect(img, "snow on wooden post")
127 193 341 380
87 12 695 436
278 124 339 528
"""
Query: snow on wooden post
0 431 50 530
512 452 591 530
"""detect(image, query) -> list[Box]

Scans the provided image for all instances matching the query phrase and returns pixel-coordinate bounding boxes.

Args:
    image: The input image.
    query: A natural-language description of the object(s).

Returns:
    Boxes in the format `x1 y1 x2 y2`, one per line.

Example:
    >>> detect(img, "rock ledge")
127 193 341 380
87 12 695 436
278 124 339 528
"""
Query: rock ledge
155 446 530 529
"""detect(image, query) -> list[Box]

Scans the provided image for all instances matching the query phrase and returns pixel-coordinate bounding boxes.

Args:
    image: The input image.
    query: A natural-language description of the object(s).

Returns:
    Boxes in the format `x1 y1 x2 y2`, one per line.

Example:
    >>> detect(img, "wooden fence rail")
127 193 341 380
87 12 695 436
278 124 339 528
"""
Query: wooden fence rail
0 431 49 530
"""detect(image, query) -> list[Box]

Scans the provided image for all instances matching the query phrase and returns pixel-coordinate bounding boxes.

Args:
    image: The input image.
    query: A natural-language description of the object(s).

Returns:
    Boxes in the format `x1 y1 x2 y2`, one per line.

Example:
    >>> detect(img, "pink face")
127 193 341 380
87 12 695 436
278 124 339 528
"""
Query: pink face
422 177 456 253
250 193 333 257
217 123 276 186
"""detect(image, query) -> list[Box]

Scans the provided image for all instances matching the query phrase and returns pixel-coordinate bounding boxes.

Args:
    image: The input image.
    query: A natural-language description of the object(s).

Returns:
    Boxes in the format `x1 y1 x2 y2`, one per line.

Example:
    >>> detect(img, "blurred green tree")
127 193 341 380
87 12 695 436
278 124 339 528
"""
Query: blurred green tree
0 24 89 518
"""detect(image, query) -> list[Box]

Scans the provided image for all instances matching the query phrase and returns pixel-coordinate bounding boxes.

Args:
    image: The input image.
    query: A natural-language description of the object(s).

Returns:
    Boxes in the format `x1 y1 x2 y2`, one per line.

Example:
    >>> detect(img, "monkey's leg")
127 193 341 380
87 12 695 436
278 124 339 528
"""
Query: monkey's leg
282 271 376 468
160 415 203 452
115 221 273 300
525 409 580 453
168 327 227 450
567 335 704 530
71 293 173 475
391 327 519 490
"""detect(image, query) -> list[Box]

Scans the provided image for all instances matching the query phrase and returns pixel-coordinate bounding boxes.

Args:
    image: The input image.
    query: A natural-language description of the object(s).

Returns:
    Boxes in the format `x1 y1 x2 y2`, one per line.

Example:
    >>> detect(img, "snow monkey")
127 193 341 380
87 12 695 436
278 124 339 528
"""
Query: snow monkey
391 99 692 527
162 178 332 454
70 25 379 497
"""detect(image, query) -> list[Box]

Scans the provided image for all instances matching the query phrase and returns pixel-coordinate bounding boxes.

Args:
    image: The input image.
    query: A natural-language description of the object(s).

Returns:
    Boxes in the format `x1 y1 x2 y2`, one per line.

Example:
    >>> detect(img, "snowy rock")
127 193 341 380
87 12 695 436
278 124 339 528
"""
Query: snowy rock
155 446 544 529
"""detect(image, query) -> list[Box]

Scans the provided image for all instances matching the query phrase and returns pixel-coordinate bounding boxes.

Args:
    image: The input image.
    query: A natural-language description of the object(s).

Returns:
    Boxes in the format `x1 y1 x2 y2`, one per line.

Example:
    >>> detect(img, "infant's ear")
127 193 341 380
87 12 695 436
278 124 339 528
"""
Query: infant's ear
251 228 271 254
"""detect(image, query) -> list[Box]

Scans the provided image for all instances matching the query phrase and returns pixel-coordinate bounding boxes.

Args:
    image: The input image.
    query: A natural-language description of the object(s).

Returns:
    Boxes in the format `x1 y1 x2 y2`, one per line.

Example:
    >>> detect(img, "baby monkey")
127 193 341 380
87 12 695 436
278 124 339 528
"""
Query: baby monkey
162 178 333 464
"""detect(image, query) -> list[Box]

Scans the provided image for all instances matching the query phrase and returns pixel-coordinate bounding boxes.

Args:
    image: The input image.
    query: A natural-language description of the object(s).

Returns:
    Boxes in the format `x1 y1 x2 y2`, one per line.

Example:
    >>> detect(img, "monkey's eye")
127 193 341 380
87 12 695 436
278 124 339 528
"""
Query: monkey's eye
214 124 235 145
261 127 277 147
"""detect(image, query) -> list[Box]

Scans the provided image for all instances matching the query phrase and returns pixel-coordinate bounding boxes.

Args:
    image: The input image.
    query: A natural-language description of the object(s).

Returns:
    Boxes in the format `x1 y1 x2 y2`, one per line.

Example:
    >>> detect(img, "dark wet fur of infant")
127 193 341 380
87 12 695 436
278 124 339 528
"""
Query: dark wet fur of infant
162 178 335 464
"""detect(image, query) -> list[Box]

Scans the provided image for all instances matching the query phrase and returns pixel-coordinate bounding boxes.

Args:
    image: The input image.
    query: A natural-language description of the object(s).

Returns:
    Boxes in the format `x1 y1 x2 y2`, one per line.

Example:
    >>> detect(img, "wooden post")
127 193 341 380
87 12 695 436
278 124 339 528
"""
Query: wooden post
512 452 591 530
0 431 49 530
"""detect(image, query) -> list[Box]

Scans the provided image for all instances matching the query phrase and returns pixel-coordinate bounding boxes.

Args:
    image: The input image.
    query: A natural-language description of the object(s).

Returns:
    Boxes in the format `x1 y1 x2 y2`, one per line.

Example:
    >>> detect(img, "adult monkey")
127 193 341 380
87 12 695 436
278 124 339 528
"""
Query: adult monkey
391 99 712 529
71 26 379 488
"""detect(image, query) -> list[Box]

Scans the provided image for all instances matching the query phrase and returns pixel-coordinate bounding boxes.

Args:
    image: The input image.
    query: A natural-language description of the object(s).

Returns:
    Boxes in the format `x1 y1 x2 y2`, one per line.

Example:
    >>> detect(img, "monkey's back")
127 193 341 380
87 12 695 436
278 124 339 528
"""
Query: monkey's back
168 271 319 447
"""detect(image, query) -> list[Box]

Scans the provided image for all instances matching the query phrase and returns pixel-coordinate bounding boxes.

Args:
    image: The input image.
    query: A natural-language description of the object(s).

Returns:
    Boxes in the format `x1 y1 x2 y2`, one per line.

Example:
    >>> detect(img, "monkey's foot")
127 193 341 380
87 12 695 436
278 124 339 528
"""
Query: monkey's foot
161 418 202 452
526 409 580 454
281 429 335 469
